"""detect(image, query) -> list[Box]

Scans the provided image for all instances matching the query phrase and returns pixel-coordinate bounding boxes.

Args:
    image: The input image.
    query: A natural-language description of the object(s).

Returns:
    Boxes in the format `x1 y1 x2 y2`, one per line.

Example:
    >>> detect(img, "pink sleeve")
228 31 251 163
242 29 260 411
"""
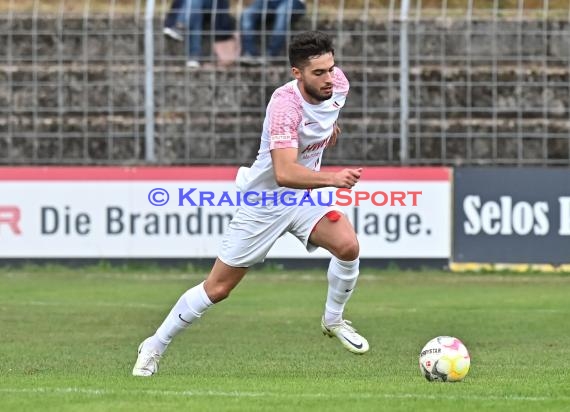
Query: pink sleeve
268 87 303 150
333 67 350 96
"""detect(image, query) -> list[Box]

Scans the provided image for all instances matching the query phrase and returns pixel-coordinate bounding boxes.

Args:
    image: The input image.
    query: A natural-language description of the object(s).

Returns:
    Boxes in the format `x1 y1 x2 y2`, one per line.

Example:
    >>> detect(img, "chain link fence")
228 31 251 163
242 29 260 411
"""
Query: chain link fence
1 0 569 165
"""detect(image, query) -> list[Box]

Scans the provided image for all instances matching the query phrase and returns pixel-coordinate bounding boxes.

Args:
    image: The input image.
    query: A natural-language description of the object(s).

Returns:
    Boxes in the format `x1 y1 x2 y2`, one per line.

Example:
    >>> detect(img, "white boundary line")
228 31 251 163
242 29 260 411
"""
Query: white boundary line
24 300 163 309
0 387 568 402
0 300 565 314
2 272 570 285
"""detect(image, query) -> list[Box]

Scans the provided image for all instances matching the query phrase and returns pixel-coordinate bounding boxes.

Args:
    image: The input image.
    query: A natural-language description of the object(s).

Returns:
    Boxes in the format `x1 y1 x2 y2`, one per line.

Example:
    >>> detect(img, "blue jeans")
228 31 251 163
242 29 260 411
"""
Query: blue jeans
180 0 233 58
164 0 187 29
240 0 306 57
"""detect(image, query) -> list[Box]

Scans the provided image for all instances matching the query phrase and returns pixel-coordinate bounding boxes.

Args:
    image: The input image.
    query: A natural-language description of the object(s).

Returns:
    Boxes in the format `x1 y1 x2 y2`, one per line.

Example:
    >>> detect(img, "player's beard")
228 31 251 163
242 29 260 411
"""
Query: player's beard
304 81 333 102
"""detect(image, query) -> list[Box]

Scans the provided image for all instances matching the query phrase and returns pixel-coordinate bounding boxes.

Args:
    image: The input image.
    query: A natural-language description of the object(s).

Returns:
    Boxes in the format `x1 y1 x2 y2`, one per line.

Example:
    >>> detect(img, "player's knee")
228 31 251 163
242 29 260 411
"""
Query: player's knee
205 283 233 303
334 237 359 261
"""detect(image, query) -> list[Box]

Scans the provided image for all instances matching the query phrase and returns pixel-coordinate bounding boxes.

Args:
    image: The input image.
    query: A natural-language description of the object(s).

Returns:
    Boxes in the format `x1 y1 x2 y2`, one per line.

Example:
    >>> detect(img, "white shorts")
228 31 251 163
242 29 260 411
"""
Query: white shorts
218 202 342 268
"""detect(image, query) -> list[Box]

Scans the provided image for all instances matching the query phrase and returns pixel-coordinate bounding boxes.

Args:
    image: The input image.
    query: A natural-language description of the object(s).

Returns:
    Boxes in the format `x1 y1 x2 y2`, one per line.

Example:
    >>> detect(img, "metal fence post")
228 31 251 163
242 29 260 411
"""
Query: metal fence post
399 0 410 164
145 0 156 162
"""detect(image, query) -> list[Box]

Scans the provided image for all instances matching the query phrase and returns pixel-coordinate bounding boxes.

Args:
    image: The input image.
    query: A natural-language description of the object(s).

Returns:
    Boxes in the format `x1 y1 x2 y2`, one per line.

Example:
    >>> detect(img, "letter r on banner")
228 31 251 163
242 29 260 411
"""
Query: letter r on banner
0 206 22 235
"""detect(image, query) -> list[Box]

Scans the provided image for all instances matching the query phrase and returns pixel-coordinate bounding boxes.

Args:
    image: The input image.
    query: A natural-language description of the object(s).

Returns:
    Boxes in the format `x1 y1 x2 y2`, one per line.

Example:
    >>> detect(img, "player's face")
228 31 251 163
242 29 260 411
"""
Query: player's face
293 52 335 104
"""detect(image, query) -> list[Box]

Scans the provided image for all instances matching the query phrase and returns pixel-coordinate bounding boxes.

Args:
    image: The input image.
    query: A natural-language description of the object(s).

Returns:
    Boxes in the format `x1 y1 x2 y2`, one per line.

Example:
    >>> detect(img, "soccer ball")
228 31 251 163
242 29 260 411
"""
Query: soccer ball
419 336 470 382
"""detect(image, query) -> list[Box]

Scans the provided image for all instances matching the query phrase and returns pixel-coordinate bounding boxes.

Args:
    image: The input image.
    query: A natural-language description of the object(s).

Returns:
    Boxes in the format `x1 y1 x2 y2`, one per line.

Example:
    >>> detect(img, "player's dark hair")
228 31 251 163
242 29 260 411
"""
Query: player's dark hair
289 31 335 69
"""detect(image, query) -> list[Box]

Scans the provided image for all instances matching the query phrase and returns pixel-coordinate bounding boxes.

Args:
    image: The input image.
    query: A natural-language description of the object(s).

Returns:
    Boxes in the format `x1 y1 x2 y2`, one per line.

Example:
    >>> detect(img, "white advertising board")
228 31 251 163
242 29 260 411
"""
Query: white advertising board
0 167 451 259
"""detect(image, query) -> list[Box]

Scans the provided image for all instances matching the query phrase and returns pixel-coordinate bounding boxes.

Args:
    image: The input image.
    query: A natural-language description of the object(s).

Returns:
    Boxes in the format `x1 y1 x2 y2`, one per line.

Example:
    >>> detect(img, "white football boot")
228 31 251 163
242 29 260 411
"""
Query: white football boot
132 337 161 377
321 318 369 354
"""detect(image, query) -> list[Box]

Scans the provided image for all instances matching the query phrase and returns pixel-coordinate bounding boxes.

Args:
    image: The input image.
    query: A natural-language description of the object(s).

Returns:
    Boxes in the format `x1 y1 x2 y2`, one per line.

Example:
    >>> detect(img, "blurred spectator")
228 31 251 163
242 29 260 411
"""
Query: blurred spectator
185 0 237 68
163 0 186 42
164 0 238 69
240 0 306 65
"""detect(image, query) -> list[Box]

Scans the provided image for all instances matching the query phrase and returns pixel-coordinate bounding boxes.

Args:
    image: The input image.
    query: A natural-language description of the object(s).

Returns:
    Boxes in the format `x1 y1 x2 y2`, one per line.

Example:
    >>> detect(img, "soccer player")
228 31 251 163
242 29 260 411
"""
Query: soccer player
133 30 369 377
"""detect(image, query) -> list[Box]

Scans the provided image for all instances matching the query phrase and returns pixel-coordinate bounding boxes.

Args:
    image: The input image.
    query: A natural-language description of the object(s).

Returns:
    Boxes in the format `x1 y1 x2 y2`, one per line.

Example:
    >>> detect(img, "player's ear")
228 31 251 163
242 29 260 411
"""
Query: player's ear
291 67 302 80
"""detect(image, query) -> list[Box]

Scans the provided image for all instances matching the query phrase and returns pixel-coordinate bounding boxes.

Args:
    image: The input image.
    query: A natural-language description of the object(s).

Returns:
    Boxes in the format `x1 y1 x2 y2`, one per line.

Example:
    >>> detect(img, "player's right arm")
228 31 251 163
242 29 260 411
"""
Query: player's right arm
271 148 361 189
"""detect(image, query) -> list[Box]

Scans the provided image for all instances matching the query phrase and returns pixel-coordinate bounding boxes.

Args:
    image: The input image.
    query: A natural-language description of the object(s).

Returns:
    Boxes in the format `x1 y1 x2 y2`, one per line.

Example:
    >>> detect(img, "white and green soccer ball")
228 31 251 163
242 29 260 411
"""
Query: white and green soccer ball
419 336 471 382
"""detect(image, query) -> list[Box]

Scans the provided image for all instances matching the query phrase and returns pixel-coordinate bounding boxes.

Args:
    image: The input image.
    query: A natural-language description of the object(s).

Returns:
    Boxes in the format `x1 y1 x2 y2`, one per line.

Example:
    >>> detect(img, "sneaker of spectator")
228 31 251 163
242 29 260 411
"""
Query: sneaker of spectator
186 59 201 69
240 54 265 66
163 0 187 42
163 27 184 42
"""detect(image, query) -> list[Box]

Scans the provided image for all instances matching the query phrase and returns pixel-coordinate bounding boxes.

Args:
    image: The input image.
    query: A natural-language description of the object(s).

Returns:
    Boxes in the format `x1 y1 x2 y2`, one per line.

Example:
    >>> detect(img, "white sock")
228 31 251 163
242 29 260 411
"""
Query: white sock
147 281 213 355
324 257 359 325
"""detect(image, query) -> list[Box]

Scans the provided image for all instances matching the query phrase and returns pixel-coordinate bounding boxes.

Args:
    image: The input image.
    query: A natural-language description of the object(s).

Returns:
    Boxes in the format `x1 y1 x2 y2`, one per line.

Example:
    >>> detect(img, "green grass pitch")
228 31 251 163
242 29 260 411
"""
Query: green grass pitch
0 266 569 411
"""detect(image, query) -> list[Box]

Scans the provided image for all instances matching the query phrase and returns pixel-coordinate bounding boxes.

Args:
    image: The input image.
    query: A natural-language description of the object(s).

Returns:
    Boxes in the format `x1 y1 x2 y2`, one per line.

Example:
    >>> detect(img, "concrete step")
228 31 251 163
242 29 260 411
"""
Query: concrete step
2 16 570 62
2 125 567 165
3 62 569 77
1 112 568 164
2 63 569 120
3 112 570 135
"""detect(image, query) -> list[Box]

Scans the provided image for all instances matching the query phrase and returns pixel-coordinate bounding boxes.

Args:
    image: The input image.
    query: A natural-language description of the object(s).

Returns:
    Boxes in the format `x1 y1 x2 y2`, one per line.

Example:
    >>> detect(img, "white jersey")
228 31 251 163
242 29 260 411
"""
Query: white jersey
236 67 349 199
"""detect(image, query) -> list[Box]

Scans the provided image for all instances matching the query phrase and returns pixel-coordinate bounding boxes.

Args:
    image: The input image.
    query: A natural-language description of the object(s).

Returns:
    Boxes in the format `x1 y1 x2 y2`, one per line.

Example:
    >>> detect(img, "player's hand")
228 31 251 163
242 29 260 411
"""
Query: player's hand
327 123 341 147
333 168 362 188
